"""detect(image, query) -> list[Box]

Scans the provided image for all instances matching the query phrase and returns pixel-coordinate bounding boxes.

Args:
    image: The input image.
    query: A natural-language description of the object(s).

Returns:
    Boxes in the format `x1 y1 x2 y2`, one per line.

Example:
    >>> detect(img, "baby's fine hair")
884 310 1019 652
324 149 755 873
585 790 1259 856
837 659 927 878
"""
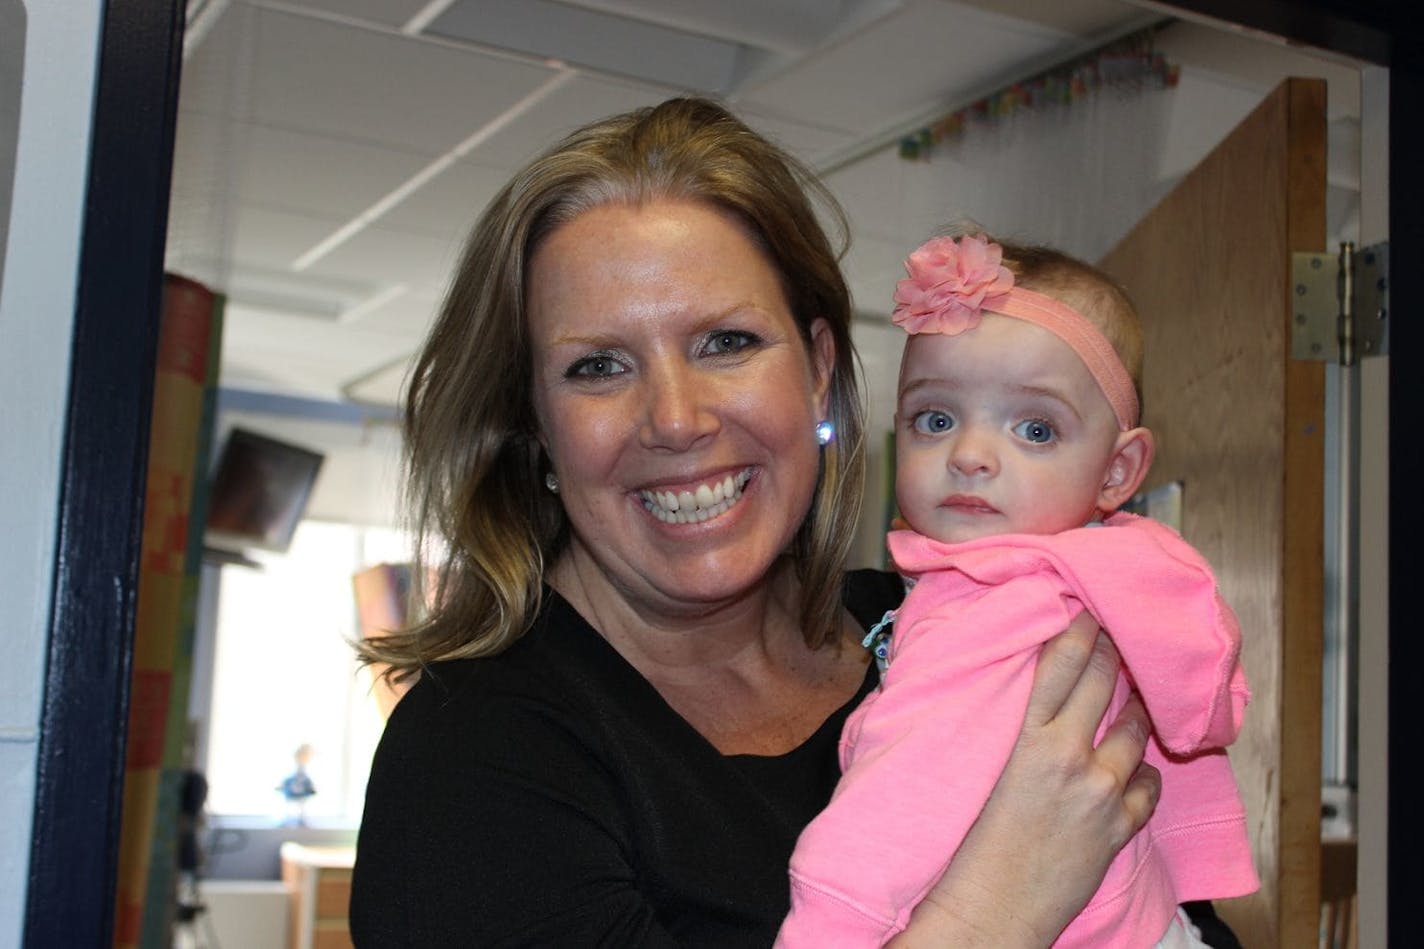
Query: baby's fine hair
943 223 1145 409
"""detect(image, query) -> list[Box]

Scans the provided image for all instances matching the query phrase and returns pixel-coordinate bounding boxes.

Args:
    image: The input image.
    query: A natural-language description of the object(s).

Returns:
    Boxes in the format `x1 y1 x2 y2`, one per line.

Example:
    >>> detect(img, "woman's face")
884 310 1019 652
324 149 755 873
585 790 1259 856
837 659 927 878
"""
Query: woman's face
528 199 833 617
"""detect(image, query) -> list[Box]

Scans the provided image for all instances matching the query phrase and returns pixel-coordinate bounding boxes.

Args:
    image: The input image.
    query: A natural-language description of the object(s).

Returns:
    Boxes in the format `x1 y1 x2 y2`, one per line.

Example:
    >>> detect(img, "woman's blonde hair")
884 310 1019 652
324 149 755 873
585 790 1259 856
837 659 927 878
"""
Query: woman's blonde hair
359 97 866 680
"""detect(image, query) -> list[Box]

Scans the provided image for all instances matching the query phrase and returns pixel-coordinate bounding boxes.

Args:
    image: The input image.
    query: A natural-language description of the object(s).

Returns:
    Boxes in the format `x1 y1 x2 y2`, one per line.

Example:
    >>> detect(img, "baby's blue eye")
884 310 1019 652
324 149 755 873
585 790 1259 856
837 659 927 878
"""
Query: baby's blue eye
913 410 954 434
703 330 758 355
567 353 626 378
1014 419 1055 443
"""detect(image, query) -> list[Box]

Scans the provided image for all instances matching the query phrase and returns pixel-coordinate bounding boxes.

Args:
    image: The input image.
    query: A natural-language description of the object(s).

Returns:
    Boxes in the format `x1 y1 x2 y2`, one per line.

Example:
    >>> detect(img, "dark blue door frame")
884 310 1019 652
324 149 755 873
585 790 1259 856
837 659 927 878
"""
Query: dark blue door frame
23 0 186 945
23 1 1417 946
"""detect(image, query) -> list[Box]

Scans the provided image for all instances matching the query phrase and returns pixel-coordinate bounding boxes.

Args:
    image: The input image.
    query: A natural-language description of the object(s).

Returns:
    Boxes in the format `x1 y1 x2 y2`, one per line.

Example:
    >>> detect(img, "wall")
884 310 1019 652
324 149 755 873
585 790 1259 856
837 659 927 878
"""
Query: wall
0 1 104 945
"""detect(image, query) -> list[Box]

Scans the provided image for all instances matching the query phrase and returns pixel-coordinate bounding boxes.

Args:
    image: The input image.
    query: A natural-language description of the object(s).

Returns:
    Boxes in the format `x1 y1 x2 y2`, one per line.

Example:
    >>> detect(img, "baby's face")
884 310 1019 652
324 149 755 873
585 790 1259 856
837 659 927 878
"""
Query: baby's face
894 314 1123 544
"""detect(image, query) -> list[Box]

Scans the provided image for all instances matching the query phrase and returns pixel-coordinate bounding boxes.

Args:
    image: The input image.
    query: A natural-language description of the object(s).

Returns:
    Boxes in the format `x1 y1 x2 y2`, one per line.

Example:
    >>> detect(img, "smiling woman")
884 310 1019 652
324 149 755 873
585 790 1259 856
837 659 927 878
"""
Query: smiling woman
349 97 1178 948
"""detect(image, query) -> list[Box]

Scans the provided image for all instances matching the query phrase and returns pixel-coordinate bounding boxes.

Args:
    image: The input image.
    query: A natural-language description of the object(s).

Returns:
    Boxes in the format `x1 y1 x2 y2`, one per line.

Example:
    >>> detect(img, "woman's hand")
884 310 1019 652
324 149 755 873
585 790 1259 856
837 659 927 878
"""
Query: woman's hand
890 613 1160 948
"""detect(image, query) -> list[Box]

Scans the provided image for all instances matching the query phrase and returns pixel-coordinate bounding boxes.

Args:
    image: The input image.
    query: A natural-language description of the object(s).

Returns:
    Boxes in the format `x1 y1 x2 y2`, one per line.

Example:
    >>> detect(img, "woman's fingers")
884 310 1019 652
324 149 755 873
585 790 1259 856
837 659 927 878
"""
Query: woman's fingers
1022 619 1158 846
1024 612 1115 730
1122 761 1163 834
1094 693 1160 843
1095 692 1150 784
1056 622 1124 735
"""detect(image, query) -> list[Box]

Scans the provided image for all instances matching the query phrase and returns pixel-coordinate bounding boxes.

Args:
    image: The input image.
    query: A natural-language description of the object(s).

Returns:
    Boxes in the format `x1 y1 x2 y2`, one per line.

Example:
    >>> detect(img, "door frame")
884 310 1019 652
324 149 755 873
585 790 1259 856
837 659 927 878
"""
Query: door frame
25 0 1418 945
23 1 186 945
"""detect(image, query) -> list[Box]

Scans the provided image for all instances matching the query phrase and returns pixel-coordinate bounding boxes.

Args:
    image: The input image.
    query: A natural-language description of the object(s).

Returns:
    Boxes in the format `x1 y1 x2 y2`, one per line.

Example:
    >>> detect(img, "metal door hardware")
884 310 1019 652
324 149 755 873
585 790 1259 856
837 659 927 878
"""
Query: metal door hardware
1292 242 1389 364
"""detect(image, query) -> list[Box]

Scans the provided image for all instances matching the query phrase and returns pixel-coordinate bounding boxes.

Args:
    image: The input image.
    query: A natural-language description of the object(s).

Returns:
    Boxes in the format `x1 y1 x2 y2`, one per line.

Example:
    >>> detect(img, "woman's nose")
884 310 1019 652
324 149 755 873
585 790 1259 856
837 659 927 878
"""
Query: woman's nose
639 364 719 450
948 427 997 476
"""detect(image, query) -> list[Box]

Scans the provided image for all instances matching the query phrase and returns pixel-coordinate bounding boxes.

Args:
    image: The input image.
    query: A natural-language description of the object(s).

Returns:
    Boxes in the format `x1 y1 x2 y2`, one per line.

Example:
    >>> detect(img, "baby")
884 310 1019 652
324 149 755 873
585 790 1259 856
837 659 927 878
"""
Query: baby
779 233 1259 948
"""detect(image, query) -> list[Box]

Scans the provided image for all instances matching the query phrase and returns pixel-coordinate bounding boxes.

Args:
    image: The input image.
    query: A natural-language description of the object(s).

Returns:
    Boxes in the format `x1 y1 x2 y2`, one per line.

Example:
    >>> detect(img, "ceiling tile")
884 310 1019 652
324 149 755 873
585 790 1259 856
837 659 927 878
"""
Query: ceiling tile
231 205 351 273
178 3 262 121
950 0 1142 37
459 75 671 167
169 111 246 204
558 0 878 55
239 124 432 221
740 0 1094 136
279 0 434 29
732 105 861 169
1155 19 1360 119
247 7 558 154
341 286 444 339
426 0 748 92
375 159 521 241
300 224 465 295
221 305 413 400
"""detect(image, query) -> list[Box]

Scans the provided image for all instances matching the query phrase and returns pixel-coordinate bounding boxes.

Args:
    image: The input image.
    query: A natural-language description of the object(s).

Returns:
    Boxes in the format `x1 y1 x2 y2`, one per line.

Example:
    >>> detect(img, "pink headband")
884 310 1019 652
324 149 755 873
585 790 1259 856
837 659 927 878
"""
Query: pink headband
891 235 1139 430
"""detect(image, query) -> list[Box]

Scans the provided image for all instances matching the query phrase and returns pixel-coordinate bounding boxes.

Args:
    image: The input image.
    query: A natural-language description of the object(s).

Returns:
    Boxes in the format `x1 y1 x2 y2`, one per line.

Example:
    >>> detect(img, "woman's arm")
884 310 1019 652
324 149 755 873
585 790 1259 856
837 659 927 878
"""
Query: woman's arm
889 614 1160 948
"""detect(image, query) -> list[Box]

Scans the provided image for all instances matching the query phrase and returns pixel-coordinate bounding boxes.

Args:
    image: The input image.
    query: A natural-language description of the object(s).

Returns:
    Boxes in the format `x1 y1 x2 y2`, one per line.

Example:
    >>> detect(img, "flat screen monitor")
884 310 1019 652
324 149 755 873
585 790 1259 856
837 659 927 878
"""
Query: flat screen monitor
204 426 324 559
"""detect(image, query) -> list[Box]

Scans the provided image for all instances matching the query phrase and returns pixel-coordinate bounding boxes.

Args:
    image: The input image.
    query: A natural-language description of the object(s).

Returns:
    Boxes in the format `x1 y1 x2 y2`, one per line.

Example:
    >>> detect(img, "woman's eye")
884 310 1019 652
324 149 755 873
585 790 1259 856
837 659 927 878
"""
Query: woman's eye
912 410 954 434
567 353 627 379
1013 419 1055 443
702 330 758 355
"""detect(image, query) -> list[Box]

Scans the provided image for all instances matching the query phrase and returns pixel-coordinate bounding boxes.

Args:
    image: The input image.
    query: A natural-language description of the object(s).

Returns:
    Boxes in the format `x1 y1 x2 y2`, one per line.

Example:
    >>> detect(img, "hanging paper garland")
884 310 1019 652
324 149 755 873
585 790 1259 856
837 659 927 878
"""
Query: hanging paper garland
898 28 1180 161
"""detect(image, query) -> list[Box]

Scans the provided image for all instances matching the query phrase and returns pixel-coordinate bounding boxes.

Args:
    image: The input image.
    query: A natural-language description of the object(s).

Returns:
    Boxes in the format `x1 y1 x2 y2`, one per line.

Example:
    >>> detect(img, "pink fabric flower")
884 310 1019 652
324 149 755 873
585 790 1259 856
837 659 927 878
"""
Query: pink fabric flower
891 235 1015 335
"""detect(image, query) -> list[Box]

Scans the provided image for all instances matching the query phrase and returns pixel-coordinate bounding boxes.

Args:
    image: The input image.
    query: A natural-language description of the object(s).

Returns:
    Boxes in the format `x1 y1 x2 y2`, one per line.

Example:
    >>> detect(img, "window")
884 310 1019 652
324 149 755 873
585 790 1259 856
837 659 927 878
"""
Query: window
203 519 411 824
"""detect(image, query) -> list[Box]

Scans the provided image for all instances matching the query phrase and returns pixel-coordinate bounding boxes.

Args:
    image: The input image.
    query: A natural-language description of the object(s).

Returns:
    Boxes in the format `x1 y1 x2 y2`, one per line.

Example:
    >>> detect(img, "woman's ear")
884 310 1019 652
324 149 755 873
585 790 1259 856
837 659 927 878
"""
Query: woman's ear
1097 427 1155 514
808 318 835 419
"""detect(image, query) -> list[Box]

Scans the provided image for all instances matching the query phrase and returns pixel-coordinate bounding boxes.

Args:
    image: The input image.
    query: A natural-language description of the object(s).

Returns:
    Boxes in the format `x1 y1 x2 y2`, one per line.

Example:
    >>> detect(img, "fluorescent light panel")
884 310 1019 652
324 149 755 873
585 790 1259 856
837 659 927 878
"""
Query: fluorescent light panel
424 0 753 93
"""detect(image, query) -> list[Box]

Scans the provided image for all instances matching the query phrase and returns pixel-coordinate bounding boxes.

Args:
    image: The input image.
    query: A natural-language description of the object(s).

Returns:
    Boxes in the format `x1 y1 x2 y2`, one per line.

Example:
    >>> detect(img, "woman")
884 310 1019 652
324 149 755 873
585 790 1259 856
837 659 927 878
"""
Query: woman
350 97 1222 947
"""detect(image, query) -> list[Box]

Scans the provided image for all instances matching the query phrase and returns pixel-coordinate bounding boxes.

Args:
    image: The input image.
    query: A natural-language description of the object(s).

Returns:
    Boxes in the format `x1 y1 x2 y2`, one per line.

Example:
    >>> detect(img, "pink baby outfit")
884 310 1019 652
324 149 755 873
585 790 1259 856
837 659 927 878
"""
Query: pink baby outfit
778 513 1258 948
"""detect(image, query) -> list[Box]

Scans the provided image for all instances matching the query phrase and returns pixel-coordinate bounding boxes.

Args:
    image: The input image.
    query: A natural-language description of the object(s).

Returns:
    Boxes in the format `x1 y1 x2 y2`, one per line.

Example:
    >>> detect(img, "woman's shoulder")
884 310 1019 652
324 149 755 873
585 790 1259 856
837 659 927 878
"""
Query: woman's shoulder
381 589 660 755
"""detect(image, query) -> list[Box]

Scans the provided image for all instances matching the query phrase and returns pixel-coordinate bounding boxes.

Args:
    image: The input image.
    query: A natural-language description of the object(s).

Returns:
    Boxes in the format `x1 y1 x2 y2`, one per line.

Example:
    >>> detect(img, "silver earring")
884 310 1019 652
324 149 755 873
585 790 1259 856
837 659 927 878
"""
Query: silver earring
545 472 559 494
815 420 834 446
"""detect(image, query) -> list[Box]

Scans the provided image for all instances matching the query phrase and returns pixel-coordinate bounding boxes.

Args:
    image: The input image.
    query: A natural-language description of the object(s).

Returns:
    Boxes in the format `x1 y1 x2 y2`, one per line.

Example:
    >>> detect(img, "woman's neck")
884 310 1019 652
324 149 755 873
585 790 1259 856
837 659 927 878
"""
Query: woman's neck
546 544 803 675
546 544 866 755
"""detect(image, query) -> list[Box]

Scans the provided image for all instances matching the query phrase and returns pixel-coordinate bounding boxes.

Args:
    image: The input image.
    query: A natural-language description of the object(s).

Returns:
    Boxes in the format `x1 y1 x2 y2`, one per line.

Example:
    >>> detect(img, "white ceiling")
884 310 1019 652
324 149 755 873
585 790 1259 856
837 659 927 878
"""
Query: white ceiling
167 0 1363 421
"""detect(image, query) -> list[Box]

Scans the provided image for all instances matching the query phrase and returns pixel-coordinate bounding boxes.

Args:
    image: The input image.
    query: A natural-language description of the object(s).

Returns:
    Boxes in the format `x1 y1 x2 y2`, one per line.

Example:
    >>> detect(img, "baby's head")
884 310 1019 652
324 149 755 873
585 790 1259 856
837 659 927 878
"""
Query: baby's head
891 232 1155 544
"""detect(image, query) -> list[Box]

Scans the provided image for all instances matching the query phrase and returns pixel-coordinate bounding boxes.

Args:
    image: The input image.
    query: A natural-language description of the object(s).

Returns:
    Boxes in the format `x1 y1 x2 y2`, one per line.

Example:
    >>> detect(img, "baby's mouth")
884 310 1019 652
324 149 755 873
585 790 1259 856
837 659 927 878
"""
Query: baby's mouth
943 495 999 514
640 468 753 524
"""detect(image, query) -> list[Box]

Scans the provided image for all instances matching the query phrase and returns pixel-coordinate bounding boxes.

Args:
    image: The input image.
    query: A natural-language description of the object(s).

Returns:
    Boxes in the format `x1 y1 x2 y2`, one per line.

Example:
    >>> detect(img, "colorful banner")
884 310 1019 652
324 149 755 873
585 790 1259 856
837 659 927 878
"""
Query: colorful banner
899 30 1179 161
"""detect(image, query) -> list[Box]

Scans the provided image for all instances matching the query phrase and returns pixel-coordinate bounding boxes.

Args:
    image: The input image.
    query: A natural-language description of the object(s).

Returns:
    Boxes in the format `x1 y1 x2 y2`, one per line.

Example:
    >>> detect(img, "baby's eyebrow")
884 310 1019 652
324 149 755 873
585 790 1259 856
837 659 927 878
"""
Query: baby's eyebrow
897 377 959 399
1004 383 1083 421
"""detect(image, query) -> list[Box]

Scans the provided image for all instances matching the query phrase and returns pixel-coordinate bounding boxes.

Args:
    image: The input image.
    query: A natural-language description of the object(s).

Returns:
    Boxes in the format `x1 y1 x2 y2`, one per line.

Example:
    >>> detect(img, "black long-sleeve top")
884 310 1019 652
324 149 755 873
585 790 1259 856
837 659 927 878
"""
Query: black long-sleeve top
349 569 1239 948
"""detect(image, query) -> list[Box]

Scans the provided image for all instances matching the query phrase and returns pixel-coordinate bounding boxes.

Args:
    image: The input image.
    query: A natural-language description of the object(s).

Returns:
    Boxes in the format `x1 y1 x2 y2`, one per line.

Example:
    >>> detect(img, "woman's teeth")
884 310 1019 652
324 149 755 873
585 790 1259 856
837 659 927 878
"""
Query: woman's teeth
640 469 752 524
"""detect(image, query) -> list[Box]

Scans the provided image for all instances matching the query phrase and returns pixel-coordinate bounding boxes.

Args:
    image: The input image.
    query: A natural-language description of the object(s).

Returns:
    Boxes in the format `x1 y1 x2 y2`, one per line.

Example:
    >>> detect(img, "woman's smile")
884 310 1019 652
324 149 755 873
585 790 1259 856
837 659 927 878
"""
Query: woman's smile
639 467 754 524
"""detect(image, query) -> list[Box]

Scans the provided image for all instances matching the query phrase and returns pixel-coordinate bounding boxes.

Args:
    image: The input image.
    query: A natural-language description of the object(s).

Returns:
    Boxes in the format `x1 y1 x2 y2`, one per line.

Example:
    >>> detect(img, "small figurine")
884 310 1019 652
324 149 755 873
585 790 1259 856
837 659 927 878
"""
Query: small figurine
277 743 316 826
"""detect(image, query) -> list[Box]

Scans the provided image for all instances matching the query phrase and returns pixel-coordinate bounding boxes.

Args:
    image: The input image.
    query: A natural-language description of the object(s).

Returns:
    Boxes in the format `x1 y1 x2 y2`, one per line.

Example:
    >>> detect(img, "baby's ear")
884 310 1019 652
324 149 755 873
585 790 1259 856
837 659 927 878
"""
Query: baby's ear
1097 428 1155 514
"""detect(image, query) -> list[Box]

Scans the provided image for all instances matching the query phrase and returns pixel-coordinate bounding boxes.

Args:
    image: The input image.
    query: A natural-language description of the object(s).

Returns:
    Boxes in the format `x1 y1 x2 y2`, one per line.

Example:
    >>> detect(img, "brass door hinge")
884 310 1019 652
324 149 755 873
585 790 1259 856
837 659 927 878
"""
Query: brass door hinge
1291 242 1389 364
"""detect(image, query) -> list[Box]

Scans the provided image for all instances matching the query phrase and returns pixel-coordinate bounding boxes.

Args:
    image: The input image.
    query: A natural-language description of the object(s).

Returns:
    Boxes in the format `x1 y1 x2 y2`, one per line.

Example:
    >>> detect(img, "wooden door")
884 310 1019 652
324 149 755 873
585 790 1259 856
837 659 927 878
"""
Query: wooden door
1099 78 1326 949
